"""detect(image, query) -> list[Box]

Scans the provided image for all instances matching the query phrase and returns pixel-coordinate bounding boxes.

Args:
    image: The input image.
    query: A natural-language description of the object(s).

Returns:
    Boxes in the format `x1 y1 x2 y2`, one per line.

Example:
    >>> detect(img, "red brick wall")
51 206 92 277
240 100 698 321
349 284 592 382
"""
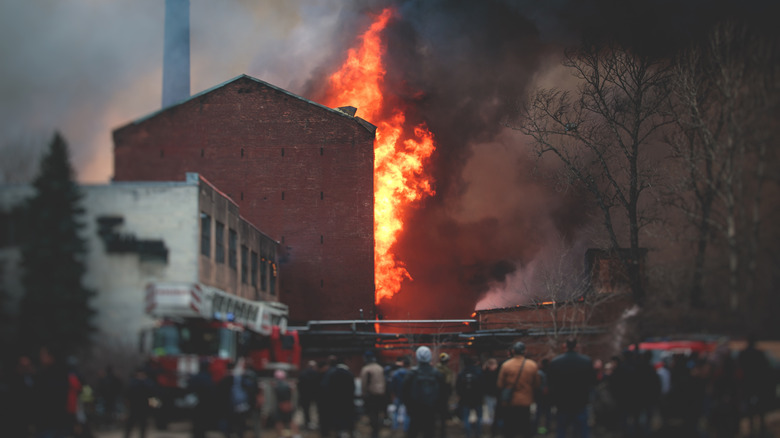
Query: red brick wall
113 76 376 323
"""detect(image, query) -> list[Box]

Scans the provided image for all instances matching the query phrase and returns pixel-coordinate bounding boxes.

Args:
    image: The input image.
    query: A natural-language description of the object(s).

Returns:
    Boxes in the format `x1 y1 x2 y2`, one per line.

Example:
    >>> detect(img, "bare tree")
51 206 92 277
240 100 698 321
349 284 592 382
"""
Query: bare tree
525 242 622 358
514 43 672 306
668 22 779 312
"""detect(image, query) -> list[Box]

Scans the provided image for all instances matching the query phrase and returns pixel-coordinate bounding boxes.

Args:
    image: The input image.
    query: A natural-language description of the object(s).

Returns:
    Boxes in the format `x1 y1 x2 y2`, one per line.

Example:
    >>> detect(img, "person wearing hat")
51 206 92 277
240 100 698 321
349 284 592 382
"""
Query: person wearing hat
402 346 446 438
435 352 455 438
497 342 540 438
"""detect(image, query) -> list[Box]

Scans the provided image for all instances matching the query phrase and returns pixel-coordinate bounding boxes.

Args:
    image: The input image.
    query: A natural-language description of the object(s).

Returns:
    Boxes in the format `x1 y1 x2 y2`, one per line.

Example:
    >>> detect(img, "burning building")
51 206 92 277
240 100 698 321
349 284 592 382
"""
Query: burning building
113 76 376 324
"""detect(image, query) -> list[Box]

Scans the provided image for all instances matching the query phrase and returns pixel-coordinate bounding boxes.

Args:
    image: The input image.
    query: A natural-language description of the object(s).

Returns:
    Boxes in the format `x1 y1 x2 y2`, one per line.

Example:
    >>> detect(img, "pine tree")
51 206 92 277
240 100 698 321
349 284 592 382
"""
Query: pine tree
18 132 95 355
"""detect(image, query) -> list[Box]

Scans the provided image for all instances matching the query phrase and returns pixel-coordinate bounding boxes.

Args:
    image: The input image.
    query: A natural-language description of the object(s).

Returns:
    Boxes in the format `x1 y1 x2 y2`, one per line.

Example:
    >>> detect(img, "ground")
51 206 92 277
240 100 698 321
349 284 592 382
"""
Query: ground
92 408 780 438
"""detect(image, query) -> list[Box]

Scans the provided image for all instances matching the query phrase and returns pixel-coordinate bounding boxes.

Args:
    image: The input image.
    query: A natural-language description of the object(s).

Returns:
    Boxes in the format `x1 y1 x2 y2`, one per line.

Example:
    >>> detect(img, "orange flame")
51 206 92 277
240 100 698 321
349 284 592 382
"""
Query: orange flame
323 8 436 305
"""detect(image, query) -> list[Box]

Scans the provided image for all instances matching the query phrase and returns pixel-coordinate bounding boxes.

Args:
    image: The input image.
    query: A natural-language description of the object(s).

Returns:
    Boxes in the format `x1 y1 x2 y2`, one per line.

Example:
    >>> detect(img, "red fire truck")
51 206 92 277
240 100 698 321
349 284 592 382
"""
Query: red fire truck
141 282 301 425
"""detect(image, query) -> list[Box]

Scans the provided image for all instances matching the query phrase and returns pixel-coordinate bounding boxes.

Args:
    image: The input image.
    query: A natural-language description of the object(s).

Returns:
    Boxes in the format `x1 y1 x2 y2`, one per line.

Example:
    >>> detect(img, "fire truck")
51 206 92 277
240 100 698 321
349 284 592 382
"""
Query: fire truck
141 282 301 425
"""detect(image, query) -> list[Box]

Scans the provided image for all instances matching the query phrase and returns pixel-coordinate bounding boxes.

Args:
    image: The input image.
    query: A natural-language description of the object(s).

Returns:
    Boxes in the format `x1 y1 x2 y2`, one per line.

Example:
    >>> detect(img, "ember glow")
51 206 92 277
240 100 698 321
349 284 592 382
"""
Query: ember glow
322 8 436 305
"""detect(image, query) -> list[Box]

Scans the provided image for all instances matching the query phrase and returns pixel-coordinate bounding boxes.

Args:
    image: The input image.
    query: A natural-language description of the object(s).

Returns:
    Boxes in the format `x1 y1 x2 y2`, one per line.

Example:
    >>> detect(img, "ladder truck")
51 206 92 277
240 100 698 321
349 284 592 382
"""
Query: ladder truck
141 282 301 425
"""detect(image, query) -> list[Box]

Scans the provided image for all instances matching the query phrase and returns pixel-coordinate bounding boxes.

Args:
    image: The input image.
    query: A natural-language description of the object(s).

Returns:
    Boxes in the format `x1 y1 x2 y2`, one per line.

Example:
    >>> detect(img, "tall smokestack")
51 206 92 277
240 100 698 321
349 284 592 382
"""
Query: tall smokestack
162 0 190 108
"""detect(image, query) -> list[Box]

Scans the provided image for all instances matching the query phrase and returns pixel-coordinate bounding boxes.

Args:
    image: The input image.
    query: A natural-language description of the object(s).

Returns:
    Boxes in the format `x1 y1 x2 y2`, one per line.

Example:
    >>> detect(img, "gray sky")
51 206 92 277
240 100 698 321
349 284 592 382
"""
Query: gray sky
0 0 349 183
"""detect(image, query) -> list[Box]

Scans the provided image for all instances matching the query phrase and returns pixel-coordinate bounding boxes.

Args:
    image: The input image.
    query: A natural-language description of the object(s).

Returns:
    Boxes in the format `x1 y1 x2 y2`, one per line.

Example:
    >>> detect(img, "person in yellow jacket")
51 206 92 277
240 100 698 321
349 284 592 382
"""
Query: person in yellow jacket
497 342 540 438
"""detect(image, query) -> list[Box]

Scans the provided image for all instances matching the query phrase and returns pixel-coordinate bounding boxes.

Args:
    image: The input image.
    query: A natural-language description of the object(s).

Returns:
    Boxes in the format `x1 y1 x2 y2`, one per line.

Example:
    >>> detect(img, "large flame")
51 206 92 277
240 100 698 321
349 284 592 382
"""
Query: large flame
322 8 436 305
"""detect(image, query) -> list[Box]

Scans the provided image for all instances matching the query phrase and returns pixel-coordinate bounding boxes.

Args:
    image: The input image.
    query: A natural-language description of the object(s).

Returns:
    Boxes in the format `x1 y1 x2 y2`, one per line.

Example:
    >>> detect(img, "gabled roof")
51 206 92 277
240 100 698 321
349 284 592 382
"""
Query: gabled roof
124 74 376 134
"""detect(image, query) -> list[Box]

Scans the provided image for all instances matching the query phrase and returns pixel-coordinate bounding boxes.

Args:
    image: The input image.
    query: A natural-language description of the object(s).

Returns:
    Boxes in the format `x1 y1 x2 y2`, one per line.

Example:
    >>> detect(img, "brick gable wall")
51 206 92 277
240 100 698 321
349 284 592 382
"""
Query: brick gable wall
113 76 375 323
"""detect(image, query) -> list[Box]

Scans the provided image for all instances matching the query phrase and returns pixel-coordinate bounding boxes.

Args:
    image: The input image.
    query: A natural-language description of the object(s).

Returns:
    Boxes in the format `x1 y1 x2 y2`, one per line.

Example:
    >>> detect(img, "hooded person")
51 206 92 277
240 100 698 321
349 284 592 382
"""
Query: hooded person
402 346 446 438
435 352 455 438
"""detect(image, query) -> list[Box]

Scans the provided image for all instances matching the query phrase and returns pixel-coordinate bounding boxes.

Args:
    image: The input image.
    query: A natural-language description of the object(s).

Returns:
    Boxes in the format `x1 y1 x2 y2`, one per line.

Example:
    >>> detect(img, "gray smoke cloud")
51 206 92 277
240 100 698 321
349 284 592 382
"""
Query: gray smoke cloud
1 0 768 318
0 0 350 182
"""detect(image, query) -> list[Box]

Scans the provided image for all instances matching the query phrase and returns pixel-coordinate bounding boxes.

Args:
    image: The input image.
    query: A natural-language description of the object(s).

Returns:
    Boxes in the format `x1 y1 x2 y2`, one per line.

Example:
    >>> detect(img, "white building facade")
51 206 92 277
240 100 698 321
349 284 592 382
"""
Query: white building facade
0 173 280 370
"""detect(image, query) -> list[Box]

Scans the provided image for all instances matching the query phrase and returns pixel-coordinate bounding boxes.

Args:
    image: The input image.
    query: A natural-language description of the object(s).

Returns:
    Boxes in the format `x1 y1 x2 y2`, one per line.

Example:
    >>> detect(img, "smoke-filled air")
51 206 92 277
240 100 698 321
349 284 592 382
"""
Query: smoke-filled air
1 0 774 319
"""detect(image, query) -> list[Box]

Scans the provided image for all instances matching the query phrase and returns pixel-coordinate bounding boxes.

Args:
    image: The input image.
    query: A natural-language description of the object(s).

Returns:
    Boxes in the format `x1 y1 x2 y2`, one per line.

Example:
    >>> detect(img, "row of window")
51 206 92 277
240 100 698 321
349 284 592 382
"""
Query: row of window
161 147 328 159
200 213 276 294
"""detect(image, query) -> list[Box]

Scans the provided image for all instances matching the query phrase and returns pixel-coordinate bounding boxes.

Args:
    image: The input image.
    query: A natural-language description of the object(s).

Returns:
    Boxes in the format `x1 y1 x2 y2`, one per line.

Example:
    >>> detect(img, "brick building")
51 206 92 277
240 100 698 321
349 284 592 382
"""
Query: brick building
113 75 376 324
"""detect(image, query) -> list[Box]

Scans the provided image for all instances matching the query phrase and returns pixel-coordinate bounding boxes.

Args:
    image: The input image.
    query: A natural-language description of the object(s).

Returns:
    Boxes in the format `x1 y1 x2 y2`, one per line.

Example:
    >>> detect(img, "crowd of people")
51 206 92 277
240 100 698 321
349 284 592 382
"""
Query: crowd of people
0 337 775 438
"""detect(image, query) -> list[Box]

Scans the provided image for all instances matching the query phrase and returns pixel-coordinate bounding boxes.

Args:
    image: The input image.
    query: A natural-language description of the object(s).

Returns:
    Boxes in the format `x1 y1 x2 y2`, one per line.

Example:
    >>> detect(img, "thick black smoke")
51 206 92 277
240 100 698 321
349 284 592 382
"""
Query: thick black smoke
306 0 775 318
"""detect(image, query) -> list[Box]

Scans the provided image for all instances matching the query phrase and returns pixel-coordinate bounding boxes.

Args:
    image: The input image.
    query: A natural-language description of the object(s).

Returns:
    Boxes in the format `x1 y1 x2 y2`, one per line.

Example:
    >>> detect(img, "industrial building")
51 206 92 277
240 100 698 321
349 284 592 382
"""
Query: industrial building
113 75 376 324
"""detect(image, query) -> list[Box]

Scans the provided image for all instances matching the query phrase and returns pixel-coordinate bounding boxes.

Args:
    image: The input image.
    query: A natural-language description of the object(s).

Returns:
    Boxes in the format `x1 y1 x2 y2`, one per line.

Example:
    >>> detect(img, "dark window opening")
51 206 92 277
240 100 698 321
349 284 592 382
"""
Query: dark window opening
241 148 244 157
281 191 285 200
240 192 244 200
320 191 324 200
270 263 277 295
320 235 323 244
251 251 258 287
228 229 237 269
215 221 225 263
260 258 268 291
281 148 285 157
200 213 211 257
160 149 164 158
241 245 248 283
200 149 204 157
320 147 324 156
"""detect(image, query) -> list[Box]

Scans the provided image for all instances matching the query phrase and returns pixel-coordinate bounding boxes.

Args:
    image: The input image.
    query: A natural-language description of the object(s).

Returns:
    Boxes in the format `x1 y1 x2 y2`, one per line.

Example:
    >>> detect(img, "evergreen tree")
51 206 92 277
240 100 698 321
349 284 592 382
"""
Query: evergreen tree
18 132 95 355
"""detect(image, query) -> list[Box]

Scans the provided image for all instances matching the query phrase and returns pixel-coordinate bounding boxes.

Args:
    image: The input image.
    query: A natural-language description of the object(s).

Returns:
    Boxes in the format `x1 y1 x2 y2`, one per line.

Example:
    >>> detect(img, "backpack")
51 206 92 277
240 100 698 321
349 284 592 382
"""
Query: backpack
410 367 440 410
231 376 250 413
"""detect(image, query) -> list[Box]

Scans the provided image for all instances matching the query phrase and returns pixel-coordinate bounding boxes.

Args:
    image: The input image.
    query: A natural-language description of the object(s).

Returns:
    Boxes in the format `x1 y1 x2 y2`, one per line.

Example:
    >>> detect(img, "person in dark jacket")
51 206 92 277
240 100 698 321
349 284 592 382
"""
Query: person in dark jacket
34 346 71 438
320 356 356 438
402 346 446 438
7 354 36 437
298 360 320 430
481 358 500 437
547 339 597 438
124 367 154 438
456 355 485 438
188 360 217 438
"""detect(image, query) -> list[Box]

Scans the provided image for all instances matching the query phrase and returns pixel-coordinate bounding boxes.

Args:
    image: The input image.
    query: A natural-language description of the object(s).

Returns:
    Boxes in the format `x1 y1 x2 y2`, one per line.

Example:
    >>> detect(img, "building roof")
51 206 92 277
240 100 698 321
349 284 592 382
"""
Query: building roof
119 74 376 134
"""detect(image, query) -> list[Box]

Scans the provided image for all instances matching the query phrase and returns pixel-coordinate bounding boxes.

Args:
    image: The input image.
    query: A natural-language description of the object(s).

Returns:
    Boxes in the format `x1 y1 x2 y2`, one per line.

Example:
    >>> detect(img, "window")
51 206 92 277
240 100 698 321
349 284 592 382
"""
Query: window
251 251 258 287
260 257 268 291
270 262 277 296
215 221 225 263
241 245 248 284
200 213 211 257
228 229 237 269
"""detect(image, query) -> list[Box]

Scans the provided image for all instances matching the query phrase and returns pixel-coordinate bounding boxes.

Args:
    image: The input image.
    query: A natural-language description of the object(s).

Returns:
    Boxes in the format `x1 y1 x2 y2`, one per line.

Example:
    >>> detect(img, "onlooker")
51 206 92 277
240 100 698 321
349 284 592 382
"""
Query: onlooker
188 360 217 438
737 334 773 437
317 359 332 437
123 367 154 438
298 360 320 430
320 356 356 438
7 354 36 437
402 346 445 438
218 360 257 438
547 339 597 438
390 356 412 433
434 353 454 438
497 342 539 438
360 351 386 438
96 365 123 430
271 369 300 438
533 358 551 435
481 358 500 437
35 346 71 438
456 355 485 438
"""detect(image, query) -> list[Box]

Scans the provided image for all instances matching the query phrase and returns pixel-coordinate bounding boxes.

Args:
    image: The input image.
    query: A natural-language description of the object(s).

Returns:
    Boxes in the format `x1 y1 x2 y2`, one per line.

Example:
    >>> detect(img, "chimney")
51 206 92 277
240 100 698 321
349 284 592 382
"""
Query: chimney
162 0 190 108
